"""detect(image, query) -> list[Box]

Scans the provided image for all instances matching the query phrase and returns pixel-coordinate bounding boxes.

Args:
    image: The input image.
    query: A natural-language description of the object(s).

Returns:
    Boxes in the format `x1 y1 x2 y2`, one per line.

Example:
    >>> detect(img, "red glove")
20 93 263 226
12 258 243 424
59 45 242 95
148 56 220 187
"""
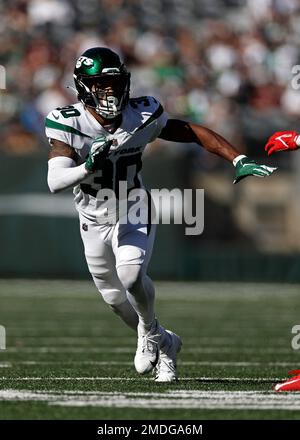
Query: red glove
265 130 299 156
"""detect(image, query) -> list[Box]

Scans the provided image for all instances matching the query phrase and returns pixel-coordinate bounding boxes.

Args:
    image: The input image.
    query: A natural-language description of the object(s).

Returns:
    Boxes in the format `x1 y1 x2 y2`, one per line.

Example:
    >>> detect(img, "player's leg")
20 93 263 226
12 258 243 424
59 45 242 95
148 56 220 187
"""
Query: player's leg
115 220 159 331
113 219 180 376
92 271 138 331
117 266 155 333
79 213 138 331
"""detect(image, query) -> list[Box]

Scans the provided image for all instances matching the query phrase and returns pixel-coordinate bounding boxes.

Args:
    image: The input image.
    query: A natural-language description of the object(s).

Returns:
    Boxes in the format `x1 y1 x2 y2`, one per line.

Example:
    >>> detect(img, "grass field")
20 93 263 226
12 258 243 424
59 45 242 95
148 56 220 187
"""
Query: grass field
1 279 300 420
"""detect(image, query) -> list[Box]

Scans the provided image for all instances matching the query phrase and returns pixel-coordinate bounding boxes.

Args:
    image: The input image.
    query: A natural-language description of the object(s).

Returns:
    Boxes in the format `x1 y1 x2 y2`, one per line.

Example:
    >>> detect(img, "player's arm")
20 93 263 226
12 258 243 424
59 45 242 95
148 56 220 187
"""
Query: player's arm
159 119 240 161
47 139 90 193
265 130 300 156
47 137 113 193
158 119 277 184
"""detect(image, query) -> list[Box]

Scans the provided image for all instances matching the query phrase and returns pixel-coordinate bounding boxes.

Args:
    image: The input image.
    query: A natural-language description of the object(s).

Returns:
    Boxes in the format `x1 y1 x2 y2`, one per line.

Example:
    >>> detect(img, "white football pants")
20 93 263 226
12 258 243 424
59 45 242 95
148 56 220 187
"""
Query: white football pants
79 209 156 331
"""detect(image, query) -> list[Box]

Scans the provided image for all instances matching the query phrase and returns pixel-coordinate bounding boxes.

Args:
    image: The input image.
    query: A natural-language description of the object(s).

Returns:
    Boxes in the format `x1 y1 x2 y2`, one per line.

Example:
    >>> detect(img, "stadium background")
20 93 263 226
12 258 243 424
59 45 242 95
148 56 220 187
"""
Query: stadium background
1 0 300 282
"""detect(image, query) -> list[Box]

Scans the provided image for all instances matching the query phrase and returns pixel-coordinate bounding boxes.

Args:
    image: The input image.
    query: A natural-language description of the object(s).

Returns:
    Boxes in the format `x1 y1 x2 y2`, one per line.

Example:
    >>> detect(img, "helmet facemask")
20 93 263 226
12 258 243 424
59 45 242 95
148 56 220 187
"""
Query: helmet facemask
74 69 130 119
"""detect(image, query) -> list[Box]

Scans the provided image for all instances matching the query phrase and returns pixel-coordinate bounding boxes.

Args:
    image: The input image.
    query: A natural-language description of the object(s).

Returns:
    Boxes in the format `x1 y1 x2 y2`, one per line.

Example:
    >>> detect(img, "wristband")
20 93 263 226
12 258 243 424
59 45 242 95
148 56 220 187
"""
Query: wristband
233 155 247 167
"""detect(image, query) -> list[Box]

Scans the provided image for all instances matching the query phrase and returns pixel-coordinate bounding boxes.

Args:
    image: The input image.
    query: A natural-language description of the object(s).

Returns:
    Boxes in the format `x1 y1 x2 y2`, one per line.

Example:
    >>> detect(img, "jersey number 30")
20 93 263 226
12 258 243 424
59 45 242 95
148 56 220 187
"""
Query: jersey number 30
81 153 142 197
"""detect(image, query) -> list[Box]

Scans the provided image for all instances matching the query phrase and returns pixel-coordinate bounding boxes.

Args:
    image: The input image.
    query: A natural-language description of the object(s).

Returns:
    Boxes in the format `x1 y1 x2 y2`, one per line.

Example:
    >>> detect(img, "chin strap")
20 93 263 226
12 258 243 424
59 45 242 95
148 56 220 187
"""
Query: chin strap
96 109 120 119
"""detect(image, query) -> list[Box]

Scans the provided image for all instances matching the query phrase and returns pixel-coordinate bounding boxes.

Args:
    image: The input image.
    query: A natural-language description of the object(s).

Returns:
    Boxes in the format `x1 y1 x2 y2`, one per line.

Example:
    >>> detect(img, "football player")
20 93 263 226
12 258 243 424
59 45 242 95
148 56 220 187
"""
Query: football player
46 47 276 382
265 131 300 391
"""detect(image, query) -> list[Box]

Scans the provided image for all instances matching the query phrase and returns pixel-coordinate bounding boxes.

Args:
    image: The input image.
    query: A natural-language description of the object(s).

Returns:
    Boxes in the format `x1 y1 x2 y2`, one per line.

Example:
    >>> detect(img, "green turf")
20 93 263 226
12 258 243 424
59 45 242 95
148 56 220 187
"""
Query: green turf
1 280 300 419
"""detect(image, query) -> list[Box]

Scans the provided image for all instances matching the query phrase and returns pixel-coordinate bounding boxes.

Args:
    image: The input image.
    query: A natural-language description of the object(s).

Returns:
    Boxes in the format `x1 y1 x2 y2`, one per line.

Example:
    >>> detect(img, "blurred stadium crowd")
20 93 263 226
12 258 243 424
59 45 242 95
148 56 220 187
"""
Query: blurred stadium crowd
0 0 300 165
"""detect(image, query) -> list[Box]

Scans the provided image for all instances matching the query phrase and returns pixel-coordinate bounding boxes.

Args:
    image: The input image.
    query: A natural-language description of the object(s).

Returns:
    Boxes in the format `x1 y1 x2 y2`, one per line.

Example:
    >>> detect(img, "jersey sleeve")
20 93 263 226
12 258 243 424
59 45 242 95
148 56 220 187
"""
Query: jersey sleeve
45 109 73 146
150 97 168 141
153 97 168 129
141 96 169 141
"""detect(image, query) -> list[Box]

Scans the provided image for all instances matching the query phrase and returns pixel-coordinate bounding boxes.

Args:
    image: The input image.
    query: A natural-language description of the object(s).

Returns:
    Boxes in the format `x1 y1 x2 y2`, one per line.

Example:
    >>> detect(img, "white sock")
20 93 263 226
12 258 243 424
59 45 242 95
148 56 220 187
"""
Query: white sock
118 266 155 333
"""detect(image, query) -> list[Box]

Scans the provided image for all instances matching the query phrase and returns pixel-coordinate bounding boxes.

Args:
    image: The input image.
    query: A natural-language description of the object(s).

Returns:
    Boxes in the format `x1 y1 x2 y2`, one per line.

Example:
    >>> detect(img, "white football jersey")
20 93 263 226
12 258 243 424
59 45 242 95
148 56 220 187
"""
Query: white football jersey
45 96 168 220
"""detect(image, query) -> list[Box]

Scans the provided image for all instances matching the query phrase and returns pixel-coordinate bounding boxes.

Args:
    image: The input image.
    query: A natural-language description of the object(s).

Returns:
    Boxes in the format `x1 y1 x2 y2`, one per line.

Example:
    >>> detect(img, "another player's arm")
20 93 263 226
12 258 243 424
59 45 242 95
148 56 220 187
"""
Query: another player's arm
265 130 300 156
159 119 277 184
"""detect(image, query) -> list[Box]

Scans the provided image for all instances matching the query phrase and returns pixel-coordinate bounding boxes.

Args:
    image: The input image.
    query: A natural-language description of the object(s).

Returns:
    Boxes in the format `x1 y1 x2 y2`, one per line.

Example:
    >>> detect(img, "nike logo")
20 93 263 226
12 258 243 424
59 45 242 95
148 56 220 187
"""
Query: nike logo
275 378 300 391
150 348 159 368
52 113 59 120
275 134 293 150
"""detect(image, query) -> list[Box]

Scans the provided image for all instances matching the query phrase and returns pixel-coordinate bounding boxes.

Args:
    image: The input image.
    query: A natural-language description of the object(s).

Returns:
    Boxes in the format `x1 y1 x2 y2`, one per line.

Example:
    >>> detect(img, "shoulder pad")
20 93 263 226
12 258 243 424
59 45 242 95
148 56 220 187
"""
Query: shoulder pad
129 96 162 113
45 103 92 142
47 104 82 124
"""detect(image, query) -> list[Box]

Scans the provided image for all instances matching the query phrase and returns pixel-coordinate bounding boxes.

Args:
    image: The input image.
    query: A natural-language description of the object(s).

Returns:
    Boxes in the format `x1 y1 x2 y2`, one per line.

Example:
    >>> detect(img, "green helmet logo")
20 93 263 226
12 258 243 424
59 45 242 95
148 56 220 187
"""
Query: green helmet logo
74 47 130 119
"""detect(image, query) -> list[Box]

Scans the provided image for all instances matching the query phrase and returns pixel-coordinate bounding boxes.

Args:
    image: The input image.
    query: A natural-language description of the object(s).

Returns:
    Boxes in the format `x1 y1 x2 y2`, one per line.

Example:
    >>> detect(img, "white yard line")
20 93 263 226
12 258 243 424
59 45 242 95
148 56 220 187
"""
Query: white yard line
0 377 150 381
5 360 297 367
0 376 282 382
5 346 294 354
1 389 300 410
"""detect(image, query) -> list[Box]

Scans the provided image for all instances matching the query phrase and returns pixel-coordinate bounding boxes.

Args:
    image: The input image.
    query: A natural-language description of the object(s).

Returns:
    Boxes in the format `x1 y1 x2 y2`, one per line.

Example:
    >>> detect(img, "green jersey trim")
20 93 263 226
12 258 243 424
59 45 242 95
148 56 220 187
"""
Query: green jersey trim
45 118 93 139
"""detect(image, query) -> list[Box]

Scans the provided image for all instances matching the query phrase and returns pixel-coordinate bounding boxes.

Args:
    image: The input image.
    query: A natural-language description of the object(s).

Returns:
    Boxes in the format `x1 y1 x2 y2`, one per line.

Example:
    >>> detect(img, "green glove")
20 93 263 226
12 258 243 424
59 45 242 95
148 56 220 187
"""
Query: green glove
233 156 277 184
85 136 113 172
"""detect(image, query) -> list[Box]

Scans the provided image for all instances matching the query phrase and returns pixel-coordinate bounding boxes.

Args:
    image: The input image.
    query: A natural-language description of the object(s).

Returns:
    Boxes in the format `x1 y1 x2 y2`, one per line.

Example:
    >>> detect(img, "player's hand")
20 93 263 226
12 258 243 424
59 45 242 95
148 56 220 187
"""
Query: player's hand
233 156 277 184
85 136 113 172
265 131 299 156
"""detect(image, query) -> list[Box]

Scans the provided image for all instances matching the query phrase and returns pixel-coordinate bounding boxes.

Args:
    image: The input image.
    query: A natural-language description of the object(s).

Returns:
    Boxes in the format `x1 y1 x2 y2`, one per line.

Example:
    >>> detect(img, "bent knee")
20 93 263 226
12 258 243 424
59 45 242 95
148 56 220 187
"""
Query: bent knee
92 274 126 306
117 264 143 292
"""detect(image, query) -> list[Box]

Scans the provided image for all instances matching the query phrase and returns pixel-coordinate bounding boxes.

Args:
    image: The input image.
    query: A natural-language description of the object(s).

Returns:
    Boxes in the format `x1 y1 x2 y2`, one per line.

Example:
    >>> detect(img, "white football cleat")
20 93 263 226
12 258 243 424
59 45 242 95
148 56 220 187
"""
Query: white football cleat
155 330 182 382
134 319 161 374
